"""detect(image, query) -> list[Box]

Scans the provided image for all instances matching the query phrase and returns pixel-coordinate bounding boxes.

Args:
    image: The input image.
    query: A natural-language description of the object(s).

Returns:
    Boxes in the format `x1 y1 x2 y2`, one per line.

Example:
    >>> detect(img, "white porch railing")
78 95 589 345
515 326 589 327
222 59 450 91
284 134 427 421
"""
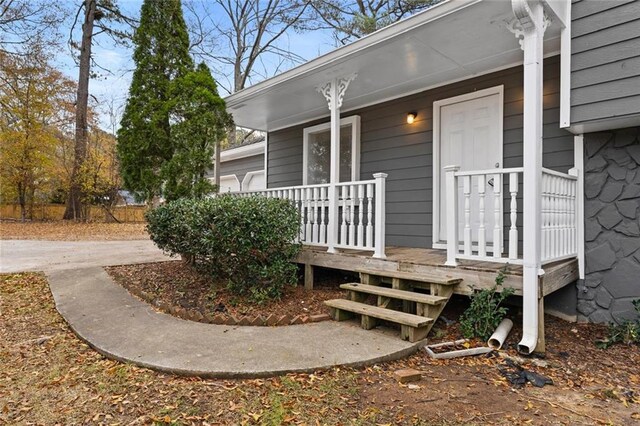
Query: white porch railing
541 168 579 263
444 166 578 266
235 173 387 258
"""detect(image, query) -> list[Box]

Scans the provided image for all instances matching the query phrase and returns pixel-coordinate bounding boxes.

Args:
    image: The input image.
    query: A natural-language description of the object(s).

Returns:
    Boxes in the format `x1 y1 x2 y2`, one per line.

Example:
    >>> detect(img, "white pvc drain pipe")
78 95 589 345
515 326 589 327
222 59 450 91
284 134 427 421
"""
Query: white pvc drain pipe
488 318 514 350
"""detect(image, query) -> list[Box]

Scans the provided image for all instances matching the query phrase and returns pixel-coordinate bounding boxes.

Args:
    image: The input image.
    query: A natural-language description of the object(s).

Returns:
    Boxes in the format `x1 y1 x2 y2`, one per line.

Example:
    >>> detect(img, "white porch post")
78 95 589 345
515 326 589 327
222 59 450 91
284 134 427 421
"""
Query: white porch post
444 165 460 266
373 172 388 259
512 0 548 354
317 75 356 254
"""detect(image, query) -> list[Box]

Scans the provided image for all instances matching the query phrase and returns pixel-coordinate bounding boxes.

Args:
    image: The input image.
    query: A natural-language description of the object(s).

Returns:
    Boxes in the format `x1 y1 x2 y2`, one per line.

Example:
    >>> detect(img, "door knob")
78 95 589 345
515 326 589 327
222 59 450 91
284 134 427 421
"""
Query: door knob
495 162 500 168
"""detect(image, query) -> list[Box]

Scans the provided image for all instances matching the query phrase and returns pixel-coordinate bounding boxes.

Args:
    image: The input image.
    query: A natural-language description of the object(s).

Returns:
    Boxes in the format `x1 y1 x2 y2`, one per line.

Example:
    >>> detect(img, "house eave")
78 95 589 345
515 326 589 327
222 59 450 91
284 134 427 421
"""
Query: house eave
220 141 265 162
225 0 562 132
225 0 479 108
568 114 640 135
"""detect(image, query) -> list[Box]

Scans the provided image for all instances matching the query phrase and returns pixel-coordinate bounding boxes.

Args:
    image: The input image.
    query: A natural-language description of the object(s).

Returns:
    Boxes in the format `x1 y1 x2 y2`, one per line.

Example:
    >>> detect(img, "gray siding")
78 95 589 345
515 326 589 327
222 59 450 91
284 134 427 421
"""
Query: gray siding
571 0 640 125
219 154 264 183
267 57 574 248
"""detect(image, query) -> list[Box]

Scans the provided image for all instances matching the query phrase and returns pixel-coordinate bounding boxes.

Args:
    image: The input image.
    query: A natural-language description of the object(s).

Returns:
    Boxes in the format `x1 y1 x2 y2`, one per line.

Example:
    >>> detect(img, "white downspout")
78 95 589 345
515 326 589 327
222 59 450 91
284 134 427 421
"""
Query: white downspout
512 0 546 354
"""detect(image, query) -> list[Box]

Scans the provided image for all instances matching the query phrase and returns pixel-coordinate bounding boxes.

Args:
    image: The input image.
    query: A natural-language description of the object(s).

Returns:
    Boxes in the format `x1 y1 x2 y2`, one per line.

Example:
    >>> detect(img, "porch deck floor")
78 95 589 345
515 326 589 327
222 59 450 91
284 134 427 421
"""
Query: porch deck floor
297 246 579 297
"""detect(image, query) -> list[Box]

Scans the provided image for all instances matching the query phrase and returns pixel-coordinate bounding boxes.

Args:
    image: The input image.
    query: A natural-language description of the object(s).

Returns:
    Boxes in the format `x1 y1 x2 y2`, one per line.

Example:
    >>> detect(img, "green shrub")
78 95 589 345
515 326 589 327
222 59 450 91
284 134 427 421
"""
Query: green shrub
146 195 301 302
459 266 515 341
596 299 640 349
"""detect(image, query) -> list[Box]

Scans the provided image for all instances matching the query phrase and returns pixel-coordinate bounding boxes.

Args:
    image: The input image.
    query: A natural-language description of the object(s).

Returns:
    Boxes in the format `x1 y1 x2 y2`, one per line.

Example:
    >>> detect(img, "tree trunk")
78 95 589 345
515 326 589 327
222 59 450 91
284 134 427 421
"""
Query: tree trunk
18 182 26 223
63 0 96 220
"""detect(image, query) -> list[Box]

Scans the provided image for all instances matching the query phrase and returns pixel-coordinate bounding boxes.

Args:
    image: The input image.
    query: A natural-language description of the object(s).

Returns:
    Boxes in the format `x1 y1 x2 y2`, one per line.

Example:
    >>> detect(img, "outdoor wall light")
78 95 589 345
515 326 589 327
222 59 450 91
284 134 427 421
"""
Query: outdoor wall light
406 112 417 124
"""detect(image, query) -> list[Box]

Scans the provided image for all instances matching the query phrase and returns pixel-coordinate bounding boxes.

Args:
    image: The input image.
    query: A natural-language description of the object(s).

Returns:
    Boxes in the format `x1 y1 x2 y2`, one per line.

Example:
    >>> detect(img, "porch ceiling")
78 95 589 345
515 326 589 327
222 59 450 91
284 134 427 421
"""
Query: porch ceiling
226 0 562 132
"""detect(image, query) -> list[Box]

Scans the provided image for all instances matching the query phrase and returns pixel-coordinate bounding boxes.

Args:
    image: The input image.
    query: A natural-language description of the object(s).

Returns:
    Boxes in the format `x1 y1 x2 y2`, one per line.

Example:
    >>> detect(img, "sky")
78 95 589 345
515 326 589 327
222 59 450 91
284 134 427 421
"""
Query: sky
56 0 337 130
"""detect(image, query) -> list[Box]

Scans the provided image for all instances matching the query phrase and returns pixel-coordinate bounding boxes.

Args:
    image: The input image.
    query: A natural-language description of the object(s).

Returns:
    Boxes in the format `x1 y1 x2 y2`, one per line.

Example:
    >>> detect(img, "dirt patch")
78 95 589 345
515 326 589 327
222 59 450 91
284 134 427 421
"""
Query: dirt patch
356 312 640 425
0 274 640 425
2 272 639 425
105 261 346 325
0 221 148 240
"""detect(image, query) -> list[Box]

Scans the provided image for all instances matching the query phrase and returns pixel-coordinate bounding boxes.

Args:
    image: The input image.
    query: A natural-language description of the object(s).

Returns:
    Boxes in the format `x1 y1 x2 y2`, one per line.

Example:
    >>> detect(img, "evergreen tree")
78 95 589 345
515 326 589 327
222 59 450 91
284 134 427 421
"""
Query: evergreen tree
162 63 232 201
117 0 193 203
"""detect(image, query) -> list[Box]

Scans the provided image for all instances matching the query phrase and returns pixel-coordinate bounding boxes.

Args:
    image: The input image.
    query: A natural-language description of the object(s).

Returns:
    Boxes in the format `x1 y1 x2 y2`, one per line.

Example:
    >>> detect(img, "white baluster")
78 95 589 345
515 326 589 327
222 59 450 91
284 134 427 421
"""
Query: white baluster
366 183 373 248
340 186 348 245
477 174 486 258
560 177 566 257
552 176 559 260
509 172 519 260
312 187 319 243
296 189 304 243
319 186 327 244
348 185 356 246
541 174 547 261
570 179 577 254
463 175 472 256
543 174 550 261
357 184 364 247
493 173 502 259
305 188 312 242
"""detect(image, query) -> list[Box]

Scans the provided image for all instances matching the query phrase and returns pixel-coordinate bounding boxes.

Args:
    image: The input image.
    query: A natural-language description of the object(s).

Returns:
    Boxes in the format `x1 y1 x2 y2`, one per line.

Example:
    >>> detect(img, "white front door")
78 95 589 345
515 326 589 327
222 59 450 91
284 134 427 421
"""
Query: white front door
434 86 503 248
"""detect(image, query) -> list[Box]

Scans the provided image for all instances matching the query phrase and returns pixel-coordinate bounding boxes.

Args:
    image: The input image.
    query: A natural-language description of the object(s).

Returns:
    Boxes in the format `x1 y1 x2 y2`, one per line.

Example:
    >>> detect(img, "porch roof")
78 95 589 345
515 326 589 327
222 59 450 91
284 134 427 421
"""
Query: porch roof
225 0 562 132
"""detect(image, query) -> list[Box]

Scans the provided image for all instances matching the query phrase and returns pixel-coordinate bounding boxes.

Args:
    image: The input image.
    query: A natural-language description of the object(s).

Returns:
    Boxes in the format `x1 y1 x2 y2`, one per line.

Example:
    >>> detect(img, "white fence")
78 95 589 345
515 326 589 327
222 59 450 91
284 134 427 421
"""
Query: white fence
235 173 387 258
444 166 578 266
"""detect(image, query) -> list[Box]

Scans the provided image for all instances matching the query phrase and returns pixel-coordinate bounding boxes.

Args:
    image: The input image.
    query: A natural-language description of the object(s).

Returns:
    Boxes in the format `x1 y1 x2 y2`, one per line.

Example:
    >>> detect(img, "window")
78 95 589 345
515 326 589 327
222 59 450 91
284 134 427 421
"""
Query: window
303 115 360 185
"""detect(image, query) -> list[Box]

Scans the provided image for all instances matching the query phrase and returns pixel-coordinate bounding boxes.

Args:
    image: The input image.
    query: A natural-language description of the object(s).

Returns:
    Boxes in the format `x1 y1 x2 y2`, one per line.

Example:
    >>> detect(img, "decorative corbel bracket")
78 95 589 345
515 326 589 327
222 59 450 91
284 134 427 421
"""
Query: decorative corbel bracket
316 73 357 110
506 13 551 50
506 18 526 50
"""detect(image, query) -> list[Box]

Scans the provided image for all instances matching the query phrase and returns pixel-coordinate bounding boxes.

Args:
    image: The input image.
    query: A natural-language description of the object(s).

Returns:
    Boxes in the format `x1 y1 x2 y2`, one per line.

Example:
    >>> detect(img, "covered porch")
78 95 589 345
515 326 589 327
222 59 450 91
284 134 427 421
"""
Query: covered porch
229 0 576 353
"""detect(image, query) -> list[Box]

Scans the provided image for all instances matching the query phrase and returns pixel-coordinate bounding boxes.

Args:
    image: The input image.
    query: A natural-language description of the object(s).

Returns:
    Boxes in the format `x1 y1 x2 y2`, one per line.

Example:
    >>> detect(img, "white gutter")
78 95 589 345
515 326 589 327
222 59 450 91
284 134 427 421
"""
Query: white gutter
220 141 265 162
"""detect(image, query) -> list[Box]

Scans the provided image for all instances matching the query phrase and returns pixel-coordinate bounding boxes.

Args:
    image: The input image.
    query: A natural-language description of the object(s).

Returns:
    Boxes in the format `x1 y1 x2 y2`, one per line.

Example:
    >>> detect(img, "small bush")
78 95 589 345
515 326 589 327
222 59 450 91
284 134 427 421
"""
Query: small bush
596 299 640 349
459 266 515 341
146 195 301 302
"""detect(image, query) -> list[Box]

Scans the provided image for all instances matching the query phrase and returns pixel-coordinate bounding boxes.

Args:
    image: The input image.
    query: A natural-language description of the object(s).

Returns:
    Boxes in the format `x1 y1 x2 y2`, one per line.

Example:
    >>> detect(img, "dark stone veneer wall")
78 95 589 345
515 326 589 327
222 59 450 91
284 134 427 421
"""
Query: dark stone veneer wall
578 127 640 324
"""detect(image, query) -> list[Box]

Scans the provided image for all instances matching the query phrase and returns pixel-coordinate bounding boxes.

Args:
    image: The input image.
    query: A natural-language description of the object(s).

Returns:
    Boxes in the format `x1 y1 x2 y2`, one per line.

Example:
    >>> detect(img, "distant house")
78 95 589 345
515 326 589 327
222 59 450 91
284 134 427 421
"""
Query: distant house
116 190 145 206
209 139 265 193
225 0 640 352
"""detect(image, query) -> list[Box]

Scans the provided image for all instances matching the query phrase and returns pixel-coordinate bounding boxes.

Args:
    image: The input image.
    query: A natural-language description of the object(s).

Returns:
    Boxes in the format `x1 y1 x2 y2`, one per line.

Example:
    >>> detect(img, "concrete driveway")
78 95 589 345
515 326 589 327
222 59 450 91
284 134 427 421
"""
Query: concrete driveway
0 239 171 273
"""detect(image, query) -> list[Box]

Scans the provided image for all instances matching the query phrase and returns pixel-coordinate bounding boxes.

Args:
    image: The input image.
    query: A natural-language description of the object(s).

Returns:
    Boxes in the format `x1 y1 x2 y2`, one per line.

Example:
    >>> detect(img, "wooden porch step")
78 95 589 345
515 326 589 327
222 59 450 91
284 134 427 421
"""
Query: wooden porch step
340 283 448 305
355 268 462 285
325 299 433 327
325 299 434 342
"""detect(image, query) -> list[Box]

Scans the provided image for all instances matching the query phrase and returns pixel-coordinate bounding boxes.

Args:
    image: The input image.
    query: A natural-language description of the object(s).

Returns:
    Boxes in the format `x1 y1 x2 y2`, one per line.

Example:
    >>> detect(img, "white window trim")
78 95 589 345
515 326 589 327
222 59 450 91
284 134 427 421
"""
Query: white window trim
241 170 265 191
302 115 361 185
431 85 504 249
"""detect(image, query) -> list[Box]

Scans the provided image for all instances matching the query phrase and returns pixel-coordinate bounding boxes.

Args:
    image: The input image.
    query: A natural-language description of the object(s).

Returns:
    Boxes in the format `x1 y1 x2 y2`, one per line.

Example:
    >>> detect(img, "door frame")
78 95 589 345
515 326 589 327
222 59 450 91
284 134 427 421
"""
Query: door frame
432 85 504 249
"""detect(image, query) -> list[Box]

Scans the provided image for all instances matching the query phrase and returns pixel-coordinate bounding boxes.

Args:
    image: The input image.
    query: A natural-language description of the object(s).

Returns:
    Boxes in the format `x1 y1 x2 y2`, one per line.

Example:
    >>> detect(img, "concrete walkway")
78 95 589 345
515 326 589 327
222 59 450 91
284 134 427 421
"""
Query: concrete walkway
2 239 419 377
0 240 170 273
48 266 419 378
